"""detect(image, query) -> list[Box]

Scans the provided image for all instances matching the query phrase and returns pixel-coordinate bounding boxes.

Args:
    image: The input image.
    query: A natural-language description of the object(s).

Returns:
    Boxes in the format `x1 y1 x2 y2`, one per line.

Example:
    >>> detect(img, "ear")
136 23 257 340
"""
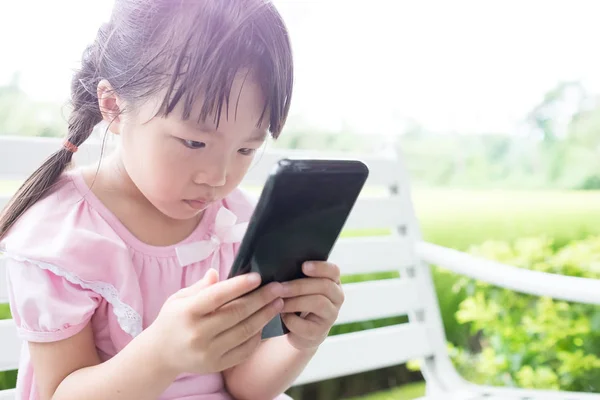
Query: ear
97 79 126 135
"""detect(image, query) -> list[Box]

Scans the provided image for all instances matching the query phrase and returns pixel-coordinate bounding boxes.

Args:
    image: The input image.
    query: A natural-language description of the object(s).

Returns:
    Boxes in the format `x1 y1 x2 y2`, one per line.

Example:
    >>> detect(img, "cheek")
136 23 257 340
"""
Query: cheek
122 127 189 196
148 141 191 193
225 156 254 188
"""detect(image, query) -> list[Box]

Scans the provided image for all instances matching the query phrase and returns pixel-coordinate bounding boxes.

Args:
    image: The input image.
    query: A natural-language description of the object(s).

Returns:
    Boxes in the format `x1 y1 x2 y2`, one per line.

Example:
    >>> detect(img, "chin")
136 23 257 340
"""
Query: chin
173 207 207 221
154 202 207 221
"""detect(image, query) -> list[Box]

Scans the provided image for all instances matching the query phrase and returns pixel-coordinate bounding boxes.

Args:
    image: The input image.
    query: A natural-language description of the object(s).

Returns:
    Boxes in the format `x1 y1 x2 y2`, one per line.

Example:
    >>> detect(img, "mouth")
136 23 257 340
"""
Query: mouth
184 198 214 210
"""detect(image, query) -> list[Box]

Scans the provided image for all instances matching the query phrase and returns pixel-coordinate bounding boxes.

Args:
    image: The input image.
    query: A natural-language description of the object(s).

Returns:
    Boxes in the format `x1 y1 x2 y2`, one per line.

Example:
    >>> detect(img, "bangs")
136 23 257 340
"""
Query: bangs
157 1 293 138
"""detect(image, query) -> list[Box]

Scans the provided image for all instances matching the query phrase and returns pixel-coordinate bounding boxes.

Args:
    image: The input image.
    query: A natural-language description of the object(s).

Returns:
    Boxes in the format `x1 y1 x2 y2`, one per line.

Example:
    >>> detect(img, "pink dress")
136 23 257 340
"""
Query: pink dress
0 170 291 400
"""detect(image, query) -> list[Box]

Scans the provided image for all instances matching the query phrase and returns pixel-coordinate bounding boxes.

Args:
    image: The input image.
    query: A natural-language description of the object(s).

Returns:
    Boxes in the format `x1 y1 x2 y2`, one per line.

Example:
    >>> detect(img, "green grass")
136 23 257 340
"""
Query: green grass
348 382 425 400
413 188 600 250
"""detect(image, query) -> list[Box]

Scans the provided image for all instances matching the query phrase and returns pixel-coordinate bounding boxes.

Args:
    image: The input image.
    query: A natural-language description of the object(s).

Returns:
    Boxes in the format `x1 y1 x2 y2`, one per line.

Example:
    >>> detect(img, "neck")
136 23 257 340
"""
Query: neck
97 150 149 205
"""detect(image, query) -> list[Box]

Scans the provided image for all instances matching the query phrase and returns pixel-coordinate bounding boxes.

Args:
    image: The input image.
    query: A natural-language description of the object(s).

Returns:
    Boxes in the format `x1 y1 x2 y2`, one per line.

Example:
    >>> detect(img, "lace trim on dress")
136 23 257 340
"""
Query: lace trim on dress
0 252 143 337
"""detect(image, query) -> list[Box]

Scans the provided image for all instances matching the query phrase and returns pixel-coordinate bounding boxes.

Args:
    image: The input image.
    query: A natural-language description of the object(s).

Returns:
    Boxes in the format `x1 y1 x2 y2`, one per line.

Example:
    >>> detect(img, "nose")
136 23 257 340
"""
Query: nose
193 157 227 187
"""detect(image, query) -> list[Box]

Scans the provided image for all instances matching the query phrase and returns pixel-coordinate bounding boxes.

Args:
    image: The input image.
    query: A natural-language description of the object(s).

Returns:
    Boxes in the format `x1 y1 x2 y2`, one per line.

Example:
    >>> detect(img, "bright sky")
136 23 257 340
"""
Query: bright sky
2 0 600 135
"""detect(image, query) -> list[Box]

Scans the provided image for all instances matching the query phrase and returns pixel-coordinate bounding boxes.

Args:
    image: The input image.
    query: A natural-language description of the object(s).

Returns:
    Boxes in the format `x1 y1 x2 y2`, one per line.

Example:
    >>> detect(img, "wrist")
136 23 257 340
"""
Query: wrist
297 345 320 356
286 335 322 353
137 325 181 381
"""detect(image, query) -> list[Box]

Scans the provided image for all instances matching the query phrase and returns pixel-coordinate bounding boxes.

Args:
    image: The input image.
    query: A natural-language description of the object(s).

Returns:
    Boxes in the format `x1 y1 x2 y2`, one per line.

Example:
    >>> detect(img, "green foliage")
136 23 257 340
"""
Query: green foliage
0 304 10 320
0 371 17 392
450 236 600 392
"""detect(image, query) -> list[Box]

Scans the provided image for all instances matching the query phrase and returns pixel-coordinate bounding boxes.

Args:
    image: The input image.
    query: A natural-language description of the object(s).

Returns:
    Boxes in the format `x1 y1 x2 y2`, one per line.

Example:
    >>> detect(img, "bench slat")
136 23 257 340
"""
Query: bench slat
344 197 403 230
0 136 399 187
0 389 16 400
336 279 419 325
0 319 21 372
330 237 414 275
293 323 432 386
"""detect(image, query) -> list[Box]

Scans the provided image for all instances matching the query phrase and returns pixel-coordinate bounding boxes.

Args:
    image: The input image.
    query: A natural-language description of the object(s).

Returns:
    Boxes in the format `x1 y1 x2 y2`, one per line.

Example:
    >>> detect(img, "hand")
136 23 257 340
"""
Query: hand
146 269 284 376
280 261 345 350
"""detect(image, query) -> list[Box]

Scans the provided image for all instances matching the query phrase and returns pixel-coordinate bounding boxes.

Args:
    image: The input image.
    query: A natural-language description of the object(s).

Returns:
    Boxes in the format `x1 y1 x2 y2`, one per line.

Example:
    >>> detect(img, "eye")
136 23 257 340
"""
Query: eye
238 148 256 156
181 140 206 149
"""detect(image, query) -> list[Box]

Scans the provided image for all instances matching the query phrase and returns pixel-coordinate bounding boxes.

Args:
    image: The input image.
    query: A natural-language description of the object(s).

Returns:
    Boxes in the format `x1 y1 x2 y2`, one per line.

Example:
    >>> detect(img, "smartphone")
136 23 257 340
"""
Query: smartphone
228 158 369 338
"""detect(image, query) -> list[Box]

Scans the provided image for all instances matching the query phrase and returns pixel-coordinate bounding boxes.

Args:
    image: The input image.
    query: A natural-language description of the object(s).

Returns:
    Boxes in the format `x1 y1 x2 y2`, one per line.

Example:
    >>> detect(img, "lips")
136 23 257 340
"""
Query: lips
184 198 213 210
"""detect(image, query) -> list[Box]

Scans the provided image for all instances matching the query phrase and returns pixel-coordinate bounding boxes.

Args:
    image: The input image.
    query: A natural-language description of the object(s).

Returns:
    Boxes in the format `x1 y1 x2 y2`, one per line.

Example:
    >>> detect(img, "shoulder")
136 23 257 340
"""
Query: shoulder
0 171 129 275
221 187 257 223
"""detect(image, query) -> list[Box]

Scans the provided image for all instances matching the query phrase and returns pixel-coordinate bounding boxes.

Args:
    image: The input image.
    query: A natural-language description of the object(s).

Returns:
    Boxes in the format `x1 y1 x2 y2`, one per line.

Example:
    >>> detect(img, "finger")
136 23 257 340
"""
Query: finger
302 261 341 283
173 268 220 299
282 295 337 322
189 272 262 314
206 282 284 332
213 298 284 353
218 331 262 371
282 313 328 341
281 277 345 307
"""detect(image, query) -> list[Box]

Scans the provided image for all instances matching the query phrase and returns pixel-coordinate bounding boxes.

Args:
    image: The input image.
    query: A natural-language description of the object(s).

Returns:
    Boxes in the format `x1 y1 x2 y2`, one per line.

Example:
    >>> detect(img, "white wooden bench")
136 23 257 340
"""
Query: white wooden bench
2 135 600 400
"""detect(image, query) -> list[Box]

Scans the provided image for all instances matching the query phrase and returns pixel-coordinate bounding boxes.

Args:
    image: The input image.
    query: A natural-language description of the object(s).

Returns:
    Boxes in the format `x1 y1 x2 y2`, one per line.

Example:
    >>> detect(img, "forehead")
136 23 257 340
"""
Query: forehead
181 71 269 130
135 71 271 136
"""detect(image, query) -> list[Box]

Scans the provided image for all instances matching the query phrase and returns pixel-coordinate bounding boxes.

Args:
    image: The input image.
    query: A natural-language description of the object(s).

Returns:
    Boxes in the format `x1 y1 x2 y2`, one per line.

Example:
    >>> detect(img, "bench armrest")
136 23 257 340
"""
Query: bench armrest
416 241 600 305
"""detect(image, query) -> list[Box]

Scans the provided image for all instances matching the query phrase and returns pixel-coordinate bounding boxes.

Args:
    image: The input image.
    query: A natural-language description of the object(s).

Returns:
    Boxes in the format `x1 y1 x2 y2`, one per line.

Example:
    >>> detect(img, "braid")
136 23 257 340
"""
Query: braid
0 42 103 238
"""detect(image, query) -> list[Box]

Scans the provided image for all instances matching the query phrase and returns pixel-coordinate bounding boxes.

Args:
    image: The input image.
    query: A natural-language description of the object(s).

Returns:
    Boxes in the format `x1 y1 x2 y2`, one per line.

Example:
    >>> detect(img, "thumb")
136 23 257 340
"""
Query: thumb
175 268 220 298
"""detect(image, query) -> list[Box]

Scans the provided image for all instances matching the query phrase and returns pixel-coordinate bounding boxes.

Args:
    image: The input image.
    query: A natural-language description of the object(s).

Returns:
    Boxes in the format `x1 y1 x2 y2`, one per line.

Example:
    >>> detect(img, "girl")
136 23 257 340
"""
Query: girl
0 1 345 399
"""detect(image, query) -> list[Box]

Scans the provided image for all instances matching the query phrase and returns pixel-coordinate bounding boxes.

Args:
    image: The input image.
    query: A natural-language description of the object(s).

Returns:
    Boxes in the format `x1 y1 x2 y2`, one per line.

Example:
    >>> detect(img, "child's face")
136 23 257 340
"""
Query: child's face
113 73 269 220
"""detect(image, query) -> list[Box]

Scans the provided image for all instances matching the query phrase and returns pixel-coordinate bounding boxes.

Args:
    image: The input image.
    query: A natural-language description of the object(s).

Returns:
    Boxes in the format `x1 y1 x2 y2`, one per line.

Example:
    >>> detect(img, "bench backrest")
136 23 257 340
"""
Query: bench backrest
0 135 450 395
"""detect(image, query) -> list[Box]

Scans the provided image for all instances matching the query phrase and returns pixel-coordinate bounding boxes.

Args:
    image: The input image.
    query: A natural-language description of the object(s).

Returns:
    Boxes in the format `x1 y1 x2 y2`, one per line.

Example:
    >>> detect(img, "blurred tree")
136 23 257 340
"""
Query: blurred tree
568 96 600 149
526 81 587 143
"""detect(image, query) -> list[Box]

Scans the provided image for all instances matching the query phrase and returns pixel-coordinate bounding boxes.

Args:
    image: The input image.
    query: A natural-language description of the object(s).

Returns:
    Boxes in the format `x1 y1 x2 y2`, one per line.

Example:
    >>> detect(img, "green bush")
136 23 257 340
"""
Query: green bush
414 189 600 350
579 175 600 190
450 236 600 392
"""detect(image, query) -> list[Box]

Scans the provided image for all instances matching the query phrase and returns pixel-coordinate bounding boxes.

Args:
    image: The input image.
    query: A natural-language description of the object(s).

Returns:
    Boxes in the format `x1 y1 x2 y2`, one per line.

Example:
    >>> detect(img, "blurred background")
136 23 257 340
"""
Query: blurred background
3 0 600 399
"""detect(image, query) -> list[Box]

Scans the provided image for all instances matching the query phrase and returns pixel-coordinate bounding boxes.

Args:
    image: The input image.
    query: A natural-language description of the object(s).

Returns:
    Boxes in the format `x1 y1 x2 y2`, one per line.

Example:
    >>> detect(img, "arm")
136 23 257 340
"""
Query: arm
223 335 317 400
30 270 283 400
30 323 178 400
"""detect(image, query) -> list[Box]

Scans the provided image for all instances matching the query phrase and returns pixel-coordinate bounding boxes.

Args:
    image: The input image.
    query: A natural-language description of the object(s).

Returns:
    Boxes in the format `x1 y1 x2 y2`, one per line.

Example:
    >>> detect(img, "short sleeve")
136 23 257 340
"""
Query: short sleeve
5 258 101 343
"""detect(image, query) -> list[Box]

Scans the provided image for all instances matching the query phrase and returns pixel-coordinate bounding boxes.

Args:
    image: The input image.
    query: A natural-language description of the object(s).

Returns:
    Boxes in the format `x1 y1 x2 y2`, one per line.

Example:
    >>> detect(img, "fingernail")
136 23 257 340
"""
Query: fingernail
304 262 315 272
247 273 261 284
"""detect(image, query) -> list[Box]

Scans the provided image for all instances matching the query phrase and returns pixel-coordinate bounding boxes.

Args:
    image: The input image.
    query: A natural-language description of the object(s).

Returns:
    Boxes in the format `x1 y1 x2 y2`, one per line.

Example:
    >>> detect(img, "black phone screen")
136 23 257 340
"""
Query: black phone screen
229 160 368 285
